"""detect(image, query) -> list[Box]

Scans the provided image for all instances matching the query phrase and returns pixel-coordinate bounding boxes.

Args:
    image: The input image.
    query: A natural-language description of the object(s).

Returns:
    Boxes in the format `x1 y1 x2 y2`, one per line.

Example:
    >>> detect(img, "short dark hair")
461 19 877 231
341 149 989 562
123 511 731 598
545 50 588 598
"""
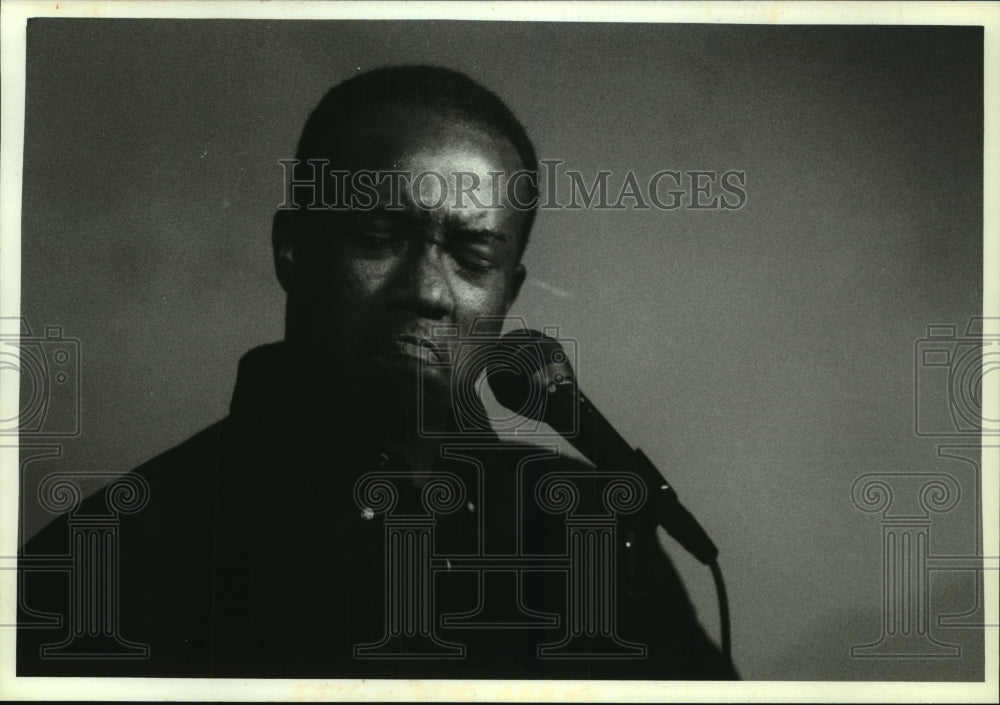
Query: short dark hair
295 65 539 253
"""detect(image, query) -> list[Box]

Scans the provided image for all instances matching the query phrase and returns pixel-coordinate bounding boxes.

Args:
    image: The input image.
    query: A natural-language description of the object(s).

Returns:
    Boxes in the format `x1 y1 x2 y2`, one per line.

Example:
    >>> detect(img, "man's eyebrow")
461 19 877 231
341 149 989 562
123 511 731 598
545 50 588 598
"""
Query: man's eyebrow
355 206 409 221
448 226 508 244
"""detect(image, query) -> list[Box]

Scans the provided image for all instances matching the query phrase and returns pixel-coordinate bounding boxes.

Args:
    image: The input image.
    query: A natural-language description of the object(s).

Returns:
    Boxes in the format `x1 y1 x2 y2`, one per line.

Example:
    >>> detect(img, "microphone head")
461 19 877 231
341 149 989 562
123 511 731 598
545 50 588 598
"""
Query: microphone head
486 329 576 423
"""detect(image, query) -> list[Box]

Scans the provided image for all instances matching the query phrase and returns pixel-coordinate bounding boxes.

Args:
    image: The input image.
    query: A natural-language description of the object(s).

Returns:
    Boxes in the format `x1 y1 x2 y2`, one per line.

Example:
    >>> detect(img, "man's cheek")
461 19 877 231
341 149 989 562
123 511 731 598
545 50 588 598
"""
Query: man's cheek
342 257 395 299
455 287 510 333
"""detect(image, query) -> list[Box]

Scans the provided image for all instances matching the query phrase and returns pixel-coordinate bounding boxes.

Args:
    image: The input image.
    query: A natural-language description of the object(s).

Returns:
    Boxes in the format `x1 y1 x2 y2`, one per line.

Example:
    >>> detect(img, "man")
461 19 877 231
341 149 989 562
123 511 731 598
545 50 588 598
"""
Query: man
18 66 736 679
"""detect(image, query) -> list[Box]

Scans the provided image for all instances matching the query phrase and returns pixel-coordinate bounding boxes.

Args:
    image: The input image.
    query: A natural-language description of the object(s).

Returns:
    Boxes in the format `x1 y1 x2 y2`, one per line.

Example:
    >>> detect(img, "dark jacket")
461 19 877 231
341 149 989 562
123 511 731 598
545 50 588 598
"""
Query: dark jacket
18 344 736 679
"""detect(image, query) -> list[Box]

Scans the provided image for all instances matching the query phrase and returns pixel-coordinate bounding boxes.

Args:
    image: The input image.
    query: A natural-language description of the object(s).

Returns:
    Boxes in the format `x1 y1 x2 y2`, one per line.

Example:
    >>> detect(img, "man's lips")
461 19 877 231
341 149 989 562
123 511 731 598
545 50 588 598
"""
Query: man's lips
376 335 447 364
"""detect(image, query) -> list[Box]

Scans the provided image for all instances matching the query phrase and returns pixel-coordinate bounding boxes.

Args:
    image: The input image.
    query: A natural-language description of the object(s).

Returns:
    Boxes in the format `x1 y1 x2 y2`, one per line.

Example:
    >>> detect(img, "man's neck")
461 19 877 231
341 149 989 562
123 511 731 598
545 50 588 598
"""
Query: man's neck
238 339 497 469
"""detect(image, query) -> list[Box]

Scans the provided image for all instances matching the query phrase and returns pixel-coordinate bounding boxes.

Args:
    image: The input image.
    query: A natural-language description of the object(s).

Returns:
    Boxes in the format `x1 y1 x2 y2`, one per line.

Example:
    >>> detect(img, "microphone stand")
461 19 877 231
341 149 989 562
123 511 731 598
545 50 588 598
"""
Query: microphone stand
546 384 718 563
544 383 733 667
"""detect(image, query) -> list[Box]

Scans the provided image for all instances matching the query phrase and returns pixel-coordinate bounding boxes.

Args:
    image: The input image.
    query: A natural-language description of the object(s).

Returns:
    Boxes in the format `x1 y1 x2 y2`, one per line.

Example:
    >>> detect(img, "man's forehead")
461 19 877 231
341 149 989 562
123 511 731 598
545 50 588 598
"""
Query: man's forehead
298 101 534 255
316 103 521 168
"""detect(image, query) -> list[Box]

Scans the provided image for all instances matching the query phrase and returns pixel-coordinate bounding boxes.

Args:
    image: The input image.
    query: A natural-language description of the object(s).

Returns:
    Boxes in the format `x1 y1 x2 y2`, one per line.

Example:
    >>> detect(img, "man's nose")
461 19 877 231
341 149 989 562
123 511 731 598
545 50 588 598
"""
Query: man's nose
396 245 455 319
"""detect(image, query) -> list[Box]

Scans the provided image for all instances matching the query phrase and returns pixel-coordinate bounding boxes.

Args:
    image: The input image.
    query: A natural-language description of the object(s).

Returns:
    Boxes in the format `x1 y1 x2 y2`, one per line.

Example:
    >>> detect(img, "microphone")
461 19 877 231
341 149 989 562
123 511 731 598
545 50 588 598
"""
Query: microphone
486 328 719 565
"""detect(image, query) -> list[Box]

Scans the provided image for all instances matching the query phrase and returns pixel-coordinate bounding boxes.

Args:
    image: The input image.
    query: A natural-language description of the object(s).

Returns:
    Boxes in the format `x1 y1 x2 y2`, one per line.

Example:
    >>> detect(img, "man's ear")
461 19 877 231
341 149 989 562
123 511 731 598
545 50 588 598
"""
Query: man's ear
272 210 298 293
506 263 527 310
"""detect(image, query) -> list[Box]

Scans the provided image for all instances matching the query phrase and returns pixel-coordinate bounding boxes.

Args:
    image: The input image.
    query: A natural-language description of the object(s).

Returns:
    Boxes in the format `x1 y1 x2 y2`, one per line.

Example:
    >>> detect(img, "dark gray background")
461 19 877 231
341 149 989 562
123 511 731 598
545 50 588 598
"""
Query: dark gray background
17 19 984 680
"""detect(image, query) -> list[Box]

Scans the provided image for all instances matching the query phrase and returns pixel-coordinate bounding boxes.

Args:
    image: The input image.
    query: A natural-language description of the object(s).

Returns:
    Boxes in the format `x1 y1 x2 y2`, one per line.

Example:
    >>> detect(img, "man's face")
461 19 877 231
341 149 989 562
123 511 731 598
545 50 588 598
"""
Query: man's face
280 104 530 413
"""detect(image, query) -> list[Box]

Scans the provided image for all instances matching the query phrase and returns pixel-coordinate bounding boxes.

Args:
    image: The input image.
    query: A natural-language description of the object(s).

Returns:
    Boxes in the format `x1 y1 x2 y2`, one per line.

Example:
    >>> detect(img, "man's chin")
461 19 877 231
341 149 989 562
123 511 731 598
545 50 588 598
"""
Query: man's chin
351 357 454 418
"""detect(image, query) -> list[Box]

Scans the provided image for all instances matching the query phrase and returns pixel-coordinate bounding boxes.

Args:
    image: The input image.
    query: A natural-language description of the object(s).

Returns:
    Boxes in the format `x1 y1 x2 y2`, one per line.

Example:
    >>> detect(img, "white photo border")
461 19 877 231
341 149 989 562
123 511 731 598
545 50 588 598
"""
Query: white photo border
1 1 996 702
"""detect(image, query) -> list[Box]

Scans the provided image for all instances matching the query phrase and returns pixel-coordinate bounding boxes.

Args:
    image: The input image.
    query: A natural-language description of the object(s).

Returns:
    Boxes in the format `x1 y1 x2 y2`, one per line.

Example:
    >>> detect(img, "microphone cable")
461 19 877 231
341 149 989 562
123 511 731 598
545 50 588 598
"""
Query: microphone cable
709 558 734 670
486 328 736 673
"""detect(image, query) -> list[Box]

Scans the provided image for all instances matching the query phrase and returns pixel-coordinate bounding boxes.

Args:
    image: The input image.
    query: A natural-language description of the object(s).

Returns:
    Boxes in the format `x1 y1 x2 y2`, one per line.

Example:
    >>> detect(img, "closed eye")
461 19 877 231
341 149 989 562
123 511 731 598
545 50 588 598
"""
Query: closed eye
445 226 507 275
355 229 404 254
449 246 497 274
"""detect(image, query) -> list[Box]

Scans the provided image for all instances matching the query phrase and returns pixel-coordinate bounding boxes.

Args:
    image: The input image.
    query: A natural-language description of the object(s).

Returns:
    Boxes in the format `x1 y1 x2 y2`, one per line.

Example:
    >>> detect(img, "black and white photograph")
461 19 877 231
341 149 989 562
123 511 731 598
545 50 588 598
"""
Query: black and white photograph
1 1 996 700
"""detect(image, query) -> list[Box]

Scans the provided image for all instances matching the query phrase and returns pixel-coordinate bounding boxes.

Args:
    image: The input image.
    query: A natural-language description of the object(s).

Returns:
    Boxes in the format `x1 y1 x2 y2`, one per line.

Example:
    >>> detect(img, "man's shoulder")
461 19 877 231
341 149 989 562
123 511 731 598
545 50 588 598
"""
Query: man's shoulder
17 421 228 677
134 419 226 480
22 420 226 555
127 420 233 532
